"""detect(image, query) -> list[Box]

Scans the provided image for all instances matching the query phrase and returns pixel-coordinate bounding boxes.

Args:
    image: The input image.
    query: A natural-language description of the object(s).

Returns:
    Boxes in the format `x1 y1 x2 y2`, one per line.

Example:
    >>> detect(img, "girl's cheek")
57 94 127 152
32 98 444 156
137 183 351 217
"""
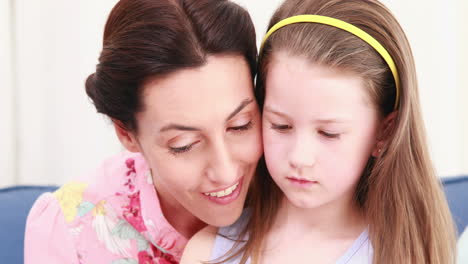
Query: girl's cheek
264 137 287 168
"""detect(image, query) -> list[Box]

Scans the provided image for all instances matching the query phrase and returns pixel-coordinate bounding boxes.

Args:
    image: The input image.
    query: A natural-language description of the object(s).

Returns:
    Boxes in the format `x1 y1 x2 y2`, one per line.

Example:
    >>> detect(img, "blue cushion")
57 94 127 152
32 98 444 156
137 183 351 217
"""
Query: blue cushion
0 177 467 263
442 176 468 235
0 185 58 264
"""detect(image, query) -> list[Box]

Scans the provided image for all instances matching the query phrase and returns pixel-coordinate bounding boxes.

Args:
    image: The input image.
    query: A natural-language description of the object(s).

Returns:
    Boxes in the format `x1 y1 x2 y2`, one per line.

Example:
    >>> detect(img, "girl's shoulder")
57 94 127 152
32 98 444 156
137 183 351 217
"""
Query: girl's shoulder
216 208 251 239
180 225 219 264
210 210 251 263
181 209 251 264
336 229 373 264
458 227 468 263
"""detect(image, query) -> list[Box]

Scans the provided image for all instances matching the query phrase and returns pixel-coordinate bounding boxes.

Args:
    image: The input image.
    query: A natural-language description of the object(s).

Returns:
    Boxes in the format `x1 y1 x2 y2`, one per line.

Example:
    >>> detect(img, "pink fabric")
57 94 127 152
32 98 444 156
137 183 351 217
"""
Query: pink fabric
25 152 187 264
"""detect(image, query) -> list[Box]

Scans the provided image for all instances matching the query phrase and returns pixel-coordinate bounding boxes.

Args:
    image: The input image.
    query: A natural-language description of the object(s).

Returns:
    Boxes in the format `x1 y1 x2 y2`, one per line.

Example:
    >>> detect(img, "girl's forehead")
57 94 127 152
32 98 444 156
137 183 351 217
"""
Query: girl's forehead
264 56 378 123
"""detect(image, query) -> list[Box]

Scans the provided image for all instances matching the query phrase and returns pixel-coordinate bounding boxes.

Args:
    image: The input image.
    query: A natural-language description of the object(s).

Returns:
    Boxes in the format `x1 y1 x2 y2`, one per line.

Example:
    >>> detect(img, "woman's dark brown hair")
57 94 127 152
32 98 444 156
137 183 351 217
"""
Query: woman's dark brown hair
85 0 257 131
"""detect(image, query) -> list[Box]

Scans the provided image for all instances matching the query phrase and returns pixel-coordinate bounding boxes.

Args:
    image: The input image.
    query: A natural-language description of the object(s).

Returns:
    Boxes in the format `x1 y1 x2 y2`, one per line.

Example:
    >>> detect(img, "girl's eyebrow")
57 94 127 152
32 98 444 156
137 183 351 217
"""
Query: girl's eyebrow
264 106 290 119
265 105 349 124
315 118 349 124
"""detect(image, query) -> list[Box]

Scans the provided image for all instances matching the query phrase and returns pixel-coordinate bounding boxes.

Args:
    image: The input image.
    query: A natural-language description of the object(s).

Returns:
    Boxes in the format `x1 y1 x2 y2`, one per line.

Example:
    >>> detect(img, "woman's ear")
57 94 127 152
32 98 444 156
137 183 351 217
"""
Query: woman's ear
372 111 397 158
113 119 141 153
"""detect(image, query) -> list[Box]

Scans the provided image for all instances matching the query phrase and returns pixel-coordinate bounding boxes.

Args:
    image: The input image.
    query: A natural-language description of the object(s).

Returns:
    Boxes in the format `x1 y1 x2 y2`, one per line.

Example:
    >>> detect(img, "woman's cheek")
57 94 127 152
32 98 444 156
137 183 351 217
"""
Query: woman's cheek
230 126 263 163
248 124 264 160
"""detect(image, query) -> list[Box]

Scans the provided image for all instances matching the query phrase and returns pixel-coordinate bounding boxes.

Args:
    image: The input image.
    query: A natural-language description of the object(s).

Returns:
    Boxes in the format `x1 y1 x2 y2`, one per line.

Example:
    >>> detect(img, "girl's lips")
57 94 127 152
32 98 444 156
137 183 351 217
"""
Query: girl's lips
287 177 318 187
201 177 244 205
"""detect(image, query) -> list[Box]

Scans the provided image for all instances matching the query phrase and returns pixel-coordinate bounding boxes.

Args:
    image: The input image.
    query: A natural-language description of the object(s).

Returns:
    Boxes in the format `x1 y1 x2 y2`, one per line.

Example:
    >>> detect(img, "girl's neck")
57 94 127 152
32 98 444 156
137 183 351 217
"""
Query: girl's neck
259 194 367 264
272 194 366 239
155 185 206 239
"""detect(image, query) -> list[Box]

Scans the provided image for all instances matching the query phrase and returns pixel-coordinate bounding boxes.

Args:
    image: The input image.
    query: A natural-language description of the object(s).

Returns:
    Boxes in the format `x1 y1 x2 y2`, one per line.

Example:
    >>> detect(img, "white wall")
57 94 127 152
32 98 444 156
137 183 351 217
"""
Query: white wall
377 0 466 177
1 0 467 187
10 0 122 187
0 0 15 186
457 1 468 173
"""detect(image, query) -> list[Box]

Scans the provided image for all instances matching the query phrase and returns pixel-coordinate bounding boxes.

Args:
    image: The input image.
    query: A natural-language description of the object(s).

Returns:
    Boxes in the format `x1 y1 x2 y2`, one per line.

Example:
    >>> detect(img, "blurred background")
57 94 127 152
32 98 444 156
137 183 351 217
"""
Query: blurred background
0 0 467 188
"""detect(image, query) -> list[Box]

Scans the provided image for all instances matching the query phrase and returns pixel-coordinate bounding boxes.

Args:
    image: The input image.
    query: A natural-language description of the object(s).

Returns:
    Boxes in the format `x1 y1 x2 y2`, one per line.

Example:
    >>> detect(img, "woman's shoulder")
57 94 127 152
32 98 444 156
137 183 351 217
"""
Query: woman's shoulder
25 151 187 263
79 151 149 196
26 151 151 230
26 191 66 225
24 191 82 263
51 151 149 202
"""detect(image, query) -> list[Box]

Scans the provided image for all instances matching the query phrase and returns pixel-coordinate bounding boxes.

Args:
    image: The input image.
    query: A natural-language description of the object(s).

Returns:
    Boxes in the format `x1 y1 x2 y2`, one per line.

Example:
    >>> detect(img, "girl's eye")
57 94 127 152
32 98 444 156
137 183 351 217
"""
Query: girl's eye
169 141 200 155
228 121 253 132
319 131 340 139
271 123 292 132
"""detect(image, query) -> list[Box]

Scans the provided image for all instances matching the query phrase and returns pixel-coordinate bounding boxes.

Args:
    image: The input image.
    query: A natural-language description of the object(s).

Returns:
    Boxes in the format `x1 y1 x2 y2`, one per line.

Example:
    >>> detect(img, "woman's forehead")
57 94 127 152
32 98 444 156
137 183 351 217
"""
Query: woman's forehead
137 56 255 127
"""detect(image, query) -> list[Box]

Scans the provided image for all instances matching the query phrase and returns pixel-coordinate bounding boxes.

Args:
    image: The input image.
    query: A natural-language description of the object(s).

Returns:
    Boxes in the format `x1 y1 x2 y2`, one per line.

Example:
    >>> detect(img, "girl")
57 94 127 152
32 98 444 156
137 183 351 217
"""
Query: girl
24 0 262 263
181 0 457 263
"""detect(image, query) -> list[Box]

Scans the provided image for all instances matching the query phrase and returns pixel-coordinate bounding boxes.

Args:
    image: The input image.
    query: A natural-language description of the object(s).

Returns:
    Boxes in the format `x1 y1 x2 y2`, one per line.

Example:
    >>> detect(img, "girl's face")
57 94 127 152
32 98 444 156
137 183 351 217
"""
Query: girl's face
263 52 381 210
121 55 262 227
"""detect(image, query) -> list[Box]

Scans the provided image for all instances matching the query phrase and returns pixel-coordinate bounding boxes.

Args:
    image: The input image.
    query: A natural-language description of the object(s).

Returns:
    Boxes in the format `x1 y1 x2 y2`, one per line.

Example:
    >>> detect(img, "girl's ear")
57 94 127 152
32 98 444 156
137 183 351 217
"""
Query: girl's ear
372 111 397 158
113 119 141 153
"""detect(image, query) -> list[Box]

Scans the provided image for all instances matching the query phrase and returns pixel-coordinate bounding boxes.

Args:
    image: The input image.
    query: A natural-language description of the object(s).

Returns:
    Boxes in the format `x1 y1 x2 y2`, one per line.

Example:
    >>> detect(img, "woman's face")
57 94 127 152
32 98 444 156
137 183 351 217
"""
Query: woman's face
126 55 262 227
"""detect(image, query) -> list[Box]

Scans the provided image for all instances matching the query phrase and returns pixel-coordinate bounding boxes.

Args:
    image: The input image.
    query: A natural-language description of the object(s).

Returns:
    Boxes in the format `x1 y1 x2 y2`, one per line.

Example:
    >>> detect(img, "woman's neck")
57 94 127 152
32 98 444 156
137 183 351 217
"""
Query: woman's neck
155 185 206 239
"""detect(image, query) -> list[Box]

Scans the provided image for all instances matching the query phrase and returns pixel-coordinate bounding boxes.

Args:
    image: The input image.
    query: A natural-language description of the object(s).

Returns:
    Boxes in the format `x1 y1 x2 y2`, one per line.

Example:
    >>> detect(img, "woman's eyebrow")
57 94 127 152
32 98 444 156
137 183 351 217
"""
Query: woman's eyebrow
159 124 201 132
159 98 254 133
225 98 254 122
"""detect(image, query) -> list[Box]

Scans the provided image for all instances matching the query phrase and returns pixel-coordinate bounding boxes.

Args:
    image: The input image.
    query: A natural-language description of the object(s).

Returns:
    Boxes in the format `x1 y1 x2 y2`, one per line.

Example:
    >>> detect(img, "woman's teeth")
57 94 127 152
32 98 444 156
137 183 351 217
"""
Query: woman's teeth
204 182 239 198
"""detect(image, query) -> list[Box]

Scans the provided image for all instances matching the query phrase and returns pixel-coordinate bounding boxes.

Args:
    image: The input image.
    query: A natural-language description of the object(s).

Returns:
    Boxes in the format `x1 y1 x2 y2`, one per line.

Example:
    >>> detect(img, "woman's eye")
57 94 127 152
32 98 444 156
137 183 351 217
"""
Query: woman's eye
228 121 253 132
319 131 340 139
169 141 199 155
271 123 292 132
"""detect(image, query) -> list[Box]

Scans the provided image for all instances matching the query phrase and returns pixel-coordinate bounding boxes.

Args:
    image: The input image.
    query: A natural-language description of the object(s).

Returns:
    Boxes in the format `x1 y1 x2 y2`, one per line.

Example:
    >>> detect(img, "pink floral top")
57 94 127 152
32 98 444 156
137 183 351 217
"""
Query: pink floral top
24 152 187 264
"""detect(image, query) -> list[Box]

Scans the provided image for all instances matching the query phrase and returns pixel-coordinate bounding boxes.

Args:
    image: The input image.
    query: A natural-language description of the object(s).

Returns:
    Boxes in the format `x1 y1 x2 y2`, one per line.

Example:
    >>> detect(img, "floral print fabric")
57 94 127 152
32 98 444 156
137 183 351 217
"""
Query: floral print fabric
25 152 187 264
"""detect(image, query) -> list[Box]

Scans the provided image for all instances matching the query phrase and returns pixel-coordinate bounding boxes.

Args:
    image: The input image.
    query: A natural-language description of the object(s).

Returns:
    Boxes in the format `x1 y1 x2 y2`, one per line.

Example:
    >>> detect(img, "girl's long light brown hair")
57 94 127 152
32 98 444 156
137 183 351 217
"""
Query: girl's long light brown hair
215 0 457 263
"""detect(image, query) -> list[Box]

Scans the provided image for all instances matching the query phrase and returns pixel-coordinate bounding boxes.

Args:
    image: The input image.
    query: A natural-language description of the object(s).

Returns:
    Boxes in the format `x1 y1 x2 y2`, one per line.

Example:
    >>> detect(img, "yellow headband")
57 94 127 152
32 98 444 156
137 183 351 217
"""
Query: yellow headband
260 14 400 109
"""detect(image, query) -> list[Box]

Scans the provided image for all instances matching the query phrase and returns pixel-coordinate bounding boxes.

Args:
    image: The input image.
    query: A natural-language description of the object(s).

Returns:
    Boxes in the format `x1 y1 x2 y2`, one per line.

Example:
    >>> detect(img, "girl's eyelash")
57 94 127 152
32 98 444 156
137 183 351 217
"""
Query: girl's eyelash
270 124 340 139
271 123 292 131
319 131 340 139
228 121 253 132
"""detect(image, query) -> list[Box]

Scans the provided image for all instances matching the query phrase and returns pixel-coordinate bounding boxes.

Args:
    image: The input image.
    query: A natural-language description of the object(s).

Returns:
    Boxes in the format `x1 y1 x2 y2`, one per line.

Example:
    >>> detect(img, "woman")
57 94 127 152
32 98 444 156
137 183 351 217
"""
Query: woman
24 0 262 263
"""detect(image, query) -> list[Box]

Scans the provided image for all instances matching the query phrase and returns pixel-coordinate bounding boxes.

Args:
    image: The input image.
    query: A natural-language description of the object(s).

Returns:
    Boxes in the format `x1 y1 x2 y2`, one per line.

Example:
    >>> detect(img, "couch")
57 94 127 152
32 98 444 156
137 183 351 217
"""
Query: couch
1 176 467 263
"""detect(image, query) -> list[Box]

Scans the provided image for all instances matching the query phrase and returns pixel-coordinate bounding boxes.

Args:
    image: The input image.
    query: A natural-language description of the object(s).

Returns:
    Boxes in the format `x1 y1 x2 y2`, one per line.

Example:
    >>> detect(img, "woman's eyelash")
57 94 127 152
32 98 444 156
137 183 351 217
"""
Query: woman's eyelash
169 141 199 155
228 121 253 132
169 121 253 156
169 144 193 155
